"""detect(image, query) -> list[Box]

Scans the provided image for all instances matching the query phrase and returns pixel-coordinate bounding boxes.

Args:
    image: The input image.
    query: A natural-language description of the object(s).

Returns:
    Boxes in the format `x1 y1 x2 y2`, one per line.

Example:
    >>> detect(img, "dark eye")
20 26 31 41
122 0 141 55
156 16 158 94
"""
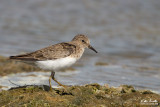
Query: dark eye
82 40 85 43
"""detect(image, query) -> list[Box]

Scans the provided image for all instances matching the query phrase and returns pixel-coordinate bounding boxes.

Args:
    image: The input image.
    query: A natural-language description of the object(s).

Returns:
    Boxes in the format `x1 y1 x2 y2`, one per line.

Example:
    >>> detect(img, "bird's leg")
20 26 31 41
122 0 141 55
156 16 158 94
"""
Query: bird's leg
50 71 66 88
49 74 53 91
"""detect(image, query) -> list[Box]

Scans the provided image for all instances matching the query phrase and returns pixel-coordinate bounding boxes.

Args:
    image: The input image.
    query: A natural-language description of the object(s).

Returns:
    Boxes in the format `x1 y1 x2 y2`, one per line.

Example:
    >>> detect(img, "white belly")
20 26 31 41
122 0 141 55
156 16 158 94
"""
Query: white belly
35 57 77 71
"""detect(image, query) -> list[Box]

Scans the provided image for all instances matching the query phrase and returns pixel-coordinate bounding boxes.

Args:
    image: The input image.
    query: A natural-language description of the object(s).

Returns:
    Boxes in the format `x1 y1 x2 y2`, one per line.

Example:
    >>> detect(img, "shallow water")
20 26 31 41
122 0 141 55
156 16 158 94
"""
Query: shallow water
0 0 160 92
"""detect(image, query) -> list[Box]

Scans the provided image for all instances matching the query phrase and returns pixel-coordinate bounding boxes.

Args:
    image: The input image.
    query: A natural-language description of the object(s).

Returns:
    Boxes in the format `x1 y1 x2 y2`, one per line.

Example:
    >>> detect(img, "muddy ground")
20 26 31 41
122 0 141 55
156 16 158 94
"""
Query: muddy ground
0 84 160 107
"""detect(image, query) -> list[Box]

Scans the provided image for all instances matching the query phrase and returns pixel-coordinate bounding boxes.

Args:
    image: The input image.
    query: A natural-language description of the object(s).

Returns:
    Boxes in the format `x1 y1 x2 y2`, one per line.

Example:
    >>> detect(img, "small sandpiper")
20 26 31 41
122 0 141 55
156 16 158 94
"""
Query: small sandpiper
10 34 98 90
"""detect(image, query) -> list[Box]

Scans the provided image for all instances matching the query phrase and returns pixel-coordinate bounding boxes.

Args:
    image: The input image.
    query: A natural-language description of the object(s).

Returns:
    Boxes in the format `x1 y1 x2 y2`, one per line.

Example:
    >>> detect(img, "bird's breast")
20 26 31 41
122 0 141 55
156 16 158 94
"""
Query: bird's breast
71 47 84 59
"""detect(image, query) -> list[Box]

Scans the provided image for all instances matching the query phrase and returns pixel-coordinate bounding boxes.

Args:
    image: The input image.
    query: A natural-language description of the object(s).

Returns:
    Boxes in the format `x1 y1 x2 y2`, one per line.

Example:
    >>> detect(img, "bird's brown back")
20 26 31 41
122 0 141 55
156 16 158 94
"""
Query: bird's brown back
10 42 77 61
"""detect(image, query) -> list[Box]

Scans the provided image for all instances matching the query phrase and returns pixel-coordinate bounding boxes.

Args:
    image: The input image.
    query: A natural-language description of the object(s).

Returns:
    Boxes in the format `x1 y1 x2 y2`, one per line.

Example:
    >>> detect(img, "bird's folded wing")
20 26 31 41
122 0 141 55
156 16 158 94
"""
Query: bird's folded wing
10 42 76 61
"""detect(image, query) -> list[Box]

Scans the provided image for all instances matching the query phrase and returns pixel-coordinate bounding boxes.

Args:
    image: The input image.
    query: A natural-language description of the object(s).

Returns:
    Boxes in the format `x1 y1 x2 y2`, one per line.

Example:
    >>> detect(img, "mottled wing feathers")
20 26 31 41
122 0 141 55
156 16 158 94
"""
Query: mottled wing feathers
10 43 76 61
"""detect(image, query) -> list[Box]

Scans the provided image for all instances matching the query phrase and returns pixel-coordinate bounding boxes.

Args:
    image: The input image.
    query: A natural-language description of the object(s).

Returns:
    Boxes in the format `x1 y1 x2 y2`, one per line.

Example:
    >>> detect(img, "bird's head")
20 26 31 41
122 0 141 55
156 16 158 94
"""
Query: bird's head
72 34 98 53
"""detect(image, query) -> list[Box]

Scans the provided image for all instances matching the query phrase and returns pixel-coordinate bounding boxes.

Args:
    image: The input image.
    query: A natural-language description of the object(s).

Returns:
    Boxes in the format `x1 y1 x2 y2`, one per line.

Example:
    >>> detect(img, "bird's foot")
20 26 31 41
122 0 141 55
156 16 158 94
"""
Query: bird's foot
58 84 67 88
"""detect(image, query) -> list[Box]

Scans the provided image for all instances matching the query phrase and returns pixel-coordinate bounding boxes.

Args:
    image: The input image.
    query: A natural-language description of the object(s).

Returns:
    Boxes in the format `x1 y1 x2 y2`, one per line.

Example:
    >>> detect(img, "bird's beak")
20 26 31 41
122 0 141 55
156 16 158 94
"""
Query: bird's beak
88 45 98 53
